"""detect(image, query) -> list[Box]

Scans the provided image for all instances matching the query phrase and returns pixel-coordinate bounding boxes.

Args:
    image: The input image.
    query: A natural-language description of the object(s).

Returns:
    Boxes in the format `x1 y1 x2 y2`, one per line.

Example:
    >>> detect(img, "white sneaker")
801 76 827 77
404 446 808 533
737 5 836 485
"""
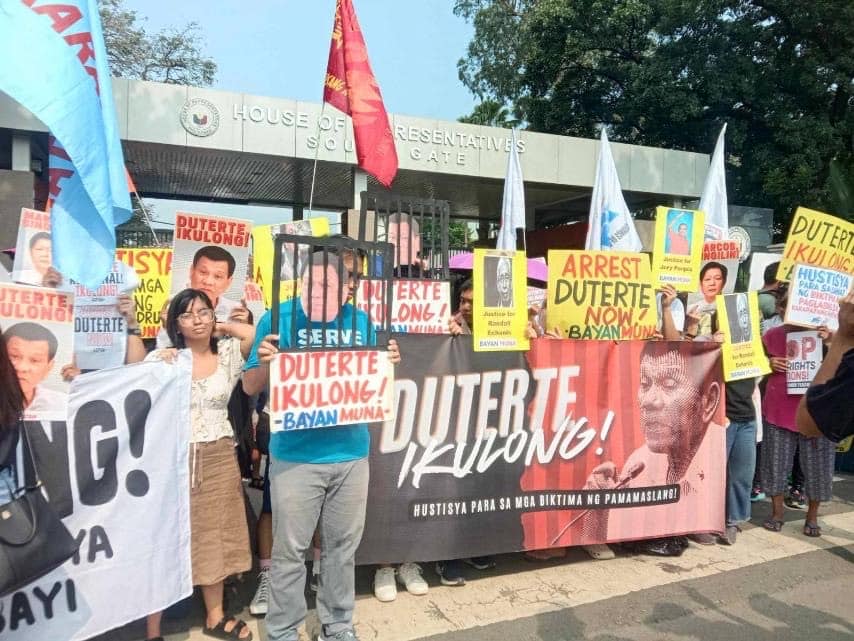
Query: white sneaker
249 568 270 615
396 562 428 596
373 566 397 602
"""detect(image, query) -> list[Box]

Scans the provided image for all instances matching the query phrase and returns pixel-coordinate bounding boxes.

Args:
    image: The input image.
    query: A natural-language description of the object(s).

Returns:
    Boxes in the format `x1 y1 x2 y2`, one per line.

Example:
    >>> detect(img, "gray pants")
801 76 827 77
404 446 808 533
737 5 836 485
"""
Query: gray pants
266 457 369 641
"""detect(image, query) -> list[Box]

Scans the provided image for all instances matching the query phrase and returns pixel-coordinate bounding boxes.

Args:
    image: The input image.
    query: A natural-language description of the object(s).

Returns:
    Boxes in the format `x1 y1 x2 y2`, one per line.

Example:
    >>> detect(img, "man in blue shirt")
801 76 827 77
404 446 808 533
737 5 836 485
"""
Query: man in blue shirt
243 251 399 641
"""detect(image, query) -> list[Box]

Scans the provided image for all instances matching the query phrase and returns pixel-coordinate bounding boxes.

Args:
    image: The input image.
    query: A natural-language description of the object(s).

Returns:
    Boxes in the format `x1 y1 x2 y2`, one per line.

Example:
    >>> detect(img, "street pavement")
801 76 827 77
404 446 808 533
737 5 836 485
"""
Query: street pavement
98 473 854 641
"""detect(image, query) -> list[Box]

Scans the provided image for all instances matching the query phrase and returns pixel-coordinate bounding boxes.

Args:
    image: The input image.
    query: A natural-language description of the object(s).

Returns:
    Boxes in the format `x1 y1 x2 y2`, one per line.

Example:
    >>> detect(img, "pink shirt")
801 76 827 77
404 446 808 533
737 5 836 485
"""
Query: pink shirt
761 325 801 431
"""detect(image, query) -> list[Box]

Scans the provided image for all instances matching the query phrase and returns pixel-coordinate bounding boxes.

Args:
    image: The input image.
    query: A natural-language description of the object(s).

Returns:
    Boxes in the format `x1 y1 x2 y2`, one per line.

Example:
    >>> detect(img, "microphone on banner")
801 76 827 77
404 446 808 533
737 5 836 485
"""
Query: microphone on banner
549 461 646 546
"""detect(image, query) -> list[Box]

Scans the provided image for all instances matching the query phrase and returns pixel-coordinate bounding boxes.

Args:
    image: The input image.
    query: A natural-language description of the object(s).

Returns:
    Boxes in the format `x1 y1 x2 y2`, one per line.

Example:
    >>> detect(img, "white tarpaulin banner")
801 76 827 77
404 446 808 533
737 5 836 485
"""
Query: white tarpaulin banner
1 353 192 641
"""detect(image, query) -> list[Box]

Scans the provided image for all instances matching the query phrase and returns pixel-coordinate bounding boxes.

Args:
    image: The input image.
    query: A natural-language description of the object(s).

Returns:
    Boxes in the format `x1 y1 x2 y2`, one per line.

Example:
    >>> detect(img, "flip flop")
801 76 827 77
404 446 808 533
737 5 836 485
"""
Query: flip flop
762 518 784 532
803 521 821 537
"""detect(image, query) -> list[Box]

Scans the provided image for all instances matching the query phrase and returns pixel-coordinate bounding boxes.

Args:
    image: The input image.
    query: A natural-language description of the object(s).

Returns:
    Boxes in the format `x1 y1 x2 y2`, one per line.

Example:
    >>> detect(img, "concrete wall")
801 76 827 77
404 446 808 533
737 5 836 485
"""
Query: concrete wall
0 169 32 249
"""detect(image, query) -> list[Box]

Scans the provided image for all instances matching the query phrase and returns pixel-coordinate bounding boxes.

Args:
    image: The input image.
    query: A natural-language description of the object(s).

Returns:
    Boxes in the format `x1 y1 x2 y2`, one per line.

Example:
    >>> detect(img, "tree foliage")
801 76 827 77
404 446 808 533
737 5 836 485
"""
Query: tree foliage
100 0 216 86
458 99 518 127
454 0 854 233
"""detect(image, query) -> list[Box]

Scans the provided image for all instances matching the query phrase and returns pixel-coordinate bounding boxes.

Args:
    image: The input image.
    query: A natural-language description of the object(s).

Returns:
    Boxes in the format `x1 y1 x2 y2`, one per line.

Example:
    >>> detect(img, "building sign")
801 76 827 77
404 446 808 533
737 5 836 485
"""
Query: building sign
229 101 524 169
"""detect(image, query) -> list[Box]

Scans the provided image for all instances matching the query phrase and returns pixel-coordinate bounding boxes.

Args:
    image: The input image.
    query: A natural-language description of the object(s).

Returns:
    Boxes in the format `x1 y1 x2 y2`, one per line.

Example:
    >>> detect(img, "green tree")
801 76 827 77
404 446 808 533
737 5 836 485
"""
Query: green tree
458 99 518 127
454 0 854 234
100 0 216 86
448 220 472 247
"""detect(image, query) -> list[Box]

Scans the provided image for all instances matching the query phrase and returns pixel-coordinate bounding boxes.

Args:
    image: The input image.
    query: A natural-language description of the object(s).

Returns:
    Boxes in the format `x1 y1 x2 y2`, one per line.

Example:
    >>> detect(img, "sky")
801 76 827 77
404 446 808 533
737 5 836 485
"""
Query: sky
123 0 478 122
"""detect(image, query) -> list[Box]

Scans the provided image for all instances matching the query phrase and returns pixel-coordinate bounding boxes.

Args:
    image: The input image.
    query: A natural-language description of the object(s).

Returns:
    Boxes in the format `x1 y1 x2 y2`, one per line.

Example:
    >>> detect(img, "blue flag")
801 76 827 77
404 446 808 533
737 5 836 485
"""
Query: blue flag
0 0 131 289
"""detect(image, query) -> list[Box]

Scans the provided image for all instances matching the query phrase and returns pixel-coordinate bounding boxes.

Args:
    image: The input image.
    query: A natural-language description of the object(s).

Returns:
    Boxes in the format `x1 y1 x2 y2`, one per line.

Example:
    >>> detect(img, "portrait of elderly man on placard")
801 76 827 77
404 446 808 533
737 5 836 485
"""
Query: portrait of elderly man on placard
577 341 724 543
484 255 514 308
724 293 753 344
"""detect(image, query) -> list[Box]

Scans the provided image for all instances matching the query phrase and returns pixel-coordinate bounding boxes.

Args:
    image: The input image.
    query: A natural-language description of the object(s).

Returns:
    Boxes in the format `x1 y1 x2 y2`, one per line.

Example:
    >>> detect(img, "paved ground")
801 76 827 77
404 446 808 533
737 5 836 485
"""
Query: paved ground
98 473 854 641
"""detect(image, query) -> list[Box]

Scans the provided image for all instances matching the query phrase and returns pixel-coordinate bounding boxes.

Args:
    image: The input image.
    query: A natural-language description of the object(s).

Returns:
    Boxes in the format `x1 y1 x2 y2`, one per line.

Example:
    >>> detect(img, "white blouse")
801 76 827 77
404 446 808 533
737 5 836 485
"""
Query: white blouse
146 338 245 443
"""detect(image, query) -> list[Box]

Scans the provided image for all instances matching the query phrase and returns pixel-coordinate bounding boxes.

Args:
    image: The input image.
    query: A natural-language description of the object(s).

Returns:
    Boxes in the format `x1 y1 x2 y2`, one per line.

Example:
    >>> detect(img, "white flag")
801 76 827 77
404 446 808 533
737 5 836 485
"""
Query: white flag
496 129 526 250
699 123 729 240
585 128 642 251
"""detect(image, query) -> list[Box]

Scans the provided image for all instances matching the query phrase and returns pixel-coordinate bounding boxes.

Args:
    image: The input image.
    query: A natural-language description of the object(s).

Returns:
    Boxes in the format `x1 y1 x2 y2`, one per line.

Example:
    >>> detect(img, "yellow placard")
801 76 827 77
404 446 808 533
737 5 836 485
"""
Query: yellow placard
716 291 771 381
777 207 854 281
115 247 172 340
252 218 330 307
546 250 657 339
472 249 529 351
651 206 705 292
837 435 853 453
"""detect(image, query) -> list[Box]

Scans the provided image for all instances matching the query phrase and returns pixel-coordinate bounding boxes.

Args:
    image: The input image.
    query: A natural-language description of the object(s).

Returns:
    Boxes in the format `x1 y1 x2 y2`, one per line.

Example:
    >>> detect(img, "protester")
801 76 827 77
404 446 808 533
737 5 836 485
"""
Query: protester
659 284 683 340
757 261 782 320
686 261 727 338
754 290 805 508
0 331 25 505
762 298 836 537
242 251 400 641
798 286 854 442
453 279 474 333
145 289 256 641
717 369 758 545
685 294 756 545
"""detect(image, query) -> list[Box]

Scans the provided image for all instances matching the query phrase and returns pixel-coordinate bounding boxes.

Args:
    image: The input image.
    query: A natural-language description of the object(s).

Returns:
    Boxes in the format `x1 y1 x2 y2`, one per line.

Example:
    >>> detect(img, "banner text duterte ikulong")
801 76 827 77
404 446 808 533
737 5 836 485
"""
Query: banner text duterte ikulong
382 365 615 488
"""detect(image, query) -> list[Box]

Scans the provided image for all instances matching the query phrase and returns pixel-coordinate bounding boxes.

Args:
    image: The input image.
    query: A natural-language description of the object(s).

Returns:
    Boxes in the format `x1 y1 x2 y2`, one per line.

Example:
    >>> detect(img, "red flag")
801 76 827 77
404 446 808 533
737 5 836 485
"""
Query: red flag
324 0 398 188
125 167 137 194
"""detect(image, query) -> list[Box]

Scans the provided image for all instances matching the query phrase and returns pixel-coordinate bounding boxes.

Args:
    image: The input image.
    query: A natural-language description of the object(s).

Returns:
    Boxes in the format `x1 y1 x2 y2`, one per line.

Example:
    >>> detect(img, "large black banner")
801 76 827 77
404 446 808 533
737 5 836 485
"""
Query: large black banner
357 335 726 564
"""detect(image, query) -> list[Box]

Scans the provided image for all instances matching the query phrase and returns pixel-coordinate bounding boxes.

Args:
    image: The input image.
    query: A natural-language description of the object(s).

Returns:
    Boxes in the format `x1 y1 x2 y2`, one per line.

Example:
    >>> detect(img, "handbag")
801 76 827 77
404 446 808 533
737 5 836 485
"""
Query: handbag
0 423 80 597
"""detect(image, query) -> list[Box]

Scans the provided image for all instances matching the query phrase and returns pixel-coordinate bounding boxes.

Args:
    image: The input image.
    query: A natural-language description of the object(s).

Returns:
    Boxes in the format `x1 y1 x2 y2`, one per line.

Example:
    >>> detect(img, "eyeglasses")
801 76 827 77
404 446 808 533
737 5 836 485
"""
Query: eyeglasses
177 308 215 323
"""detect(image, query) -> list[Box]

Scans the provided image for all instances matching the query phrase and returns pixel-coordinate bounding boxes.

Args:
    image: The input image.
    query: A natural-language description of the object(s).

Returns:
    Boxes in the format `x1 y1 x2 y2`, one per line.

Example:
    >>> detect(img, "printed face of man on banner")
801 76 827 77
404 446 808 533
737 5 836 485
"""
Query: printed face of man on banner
725 293 752 344
388 213 421 268
189 245 236 308
484 256 514 308
666 210 693 256
28 231 52 276
4 321 59 408
581 342 723 543
638 343 721 463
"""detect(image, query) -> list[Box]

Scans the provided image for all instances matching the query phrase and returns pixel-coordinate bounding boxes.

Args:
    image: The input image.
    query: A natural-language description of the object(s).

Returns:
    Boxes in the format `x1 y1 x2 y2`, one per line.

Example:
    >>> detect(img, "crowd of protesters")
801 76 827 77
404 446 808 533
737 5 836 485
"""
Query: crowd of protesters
1 239 851 641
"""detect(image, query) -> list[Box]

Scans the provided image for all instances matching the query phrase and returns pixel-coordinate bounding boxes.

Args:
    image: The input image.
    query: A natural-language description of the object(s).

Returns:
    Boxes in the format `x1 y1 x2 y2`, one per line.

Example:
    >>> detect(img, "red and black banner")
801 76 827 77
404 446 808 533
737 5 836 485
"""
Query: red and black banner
357 336 726 564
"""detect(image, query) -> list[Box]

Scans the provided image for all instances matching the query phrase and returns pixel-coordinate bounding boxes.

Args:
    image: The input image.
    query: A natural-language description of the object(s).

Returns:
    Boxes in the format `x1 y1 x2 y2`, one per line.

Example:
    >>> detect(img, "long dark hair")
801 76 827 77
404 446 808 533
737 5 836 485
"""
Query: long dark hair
166 289 219 353
0 332 25 427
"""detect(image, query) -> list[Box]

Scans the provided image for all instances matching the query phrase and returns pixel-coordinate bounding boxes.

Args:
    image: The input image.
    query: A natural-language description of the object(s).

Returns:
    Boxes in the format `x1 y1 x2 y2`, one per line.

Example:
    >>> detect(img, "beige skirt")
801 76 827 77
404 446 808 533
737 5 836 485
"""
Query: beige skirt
189 438 251 586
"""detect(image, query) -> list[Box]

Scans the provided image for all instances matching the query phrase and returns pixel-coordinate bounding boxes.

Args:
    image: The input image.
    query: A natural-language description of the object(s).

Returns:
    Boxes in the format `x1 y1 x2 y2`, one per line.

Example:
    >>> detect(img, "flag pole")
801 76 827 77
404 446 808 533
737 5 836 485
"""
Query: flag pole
307 102 327 217
130 188 161 247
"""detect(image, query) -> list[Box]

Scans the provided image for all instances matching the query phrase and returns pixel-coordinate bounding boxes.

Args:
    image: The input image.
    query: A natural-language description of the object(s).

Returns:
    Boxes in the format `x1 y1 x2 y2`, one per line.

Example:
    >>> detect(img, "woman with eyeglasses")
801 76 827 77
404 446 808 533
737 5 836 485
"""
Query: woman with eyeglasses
144 288 256 641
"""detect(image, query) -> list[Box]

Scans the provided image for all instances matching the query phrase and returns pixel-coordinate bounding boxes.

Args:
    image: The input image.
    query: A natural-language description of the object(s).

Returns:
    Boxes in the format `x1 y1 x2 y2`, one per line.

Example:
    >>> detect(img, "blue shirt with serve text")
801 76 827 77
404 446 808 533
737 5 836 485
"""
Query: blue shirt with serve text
245 299 374 463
